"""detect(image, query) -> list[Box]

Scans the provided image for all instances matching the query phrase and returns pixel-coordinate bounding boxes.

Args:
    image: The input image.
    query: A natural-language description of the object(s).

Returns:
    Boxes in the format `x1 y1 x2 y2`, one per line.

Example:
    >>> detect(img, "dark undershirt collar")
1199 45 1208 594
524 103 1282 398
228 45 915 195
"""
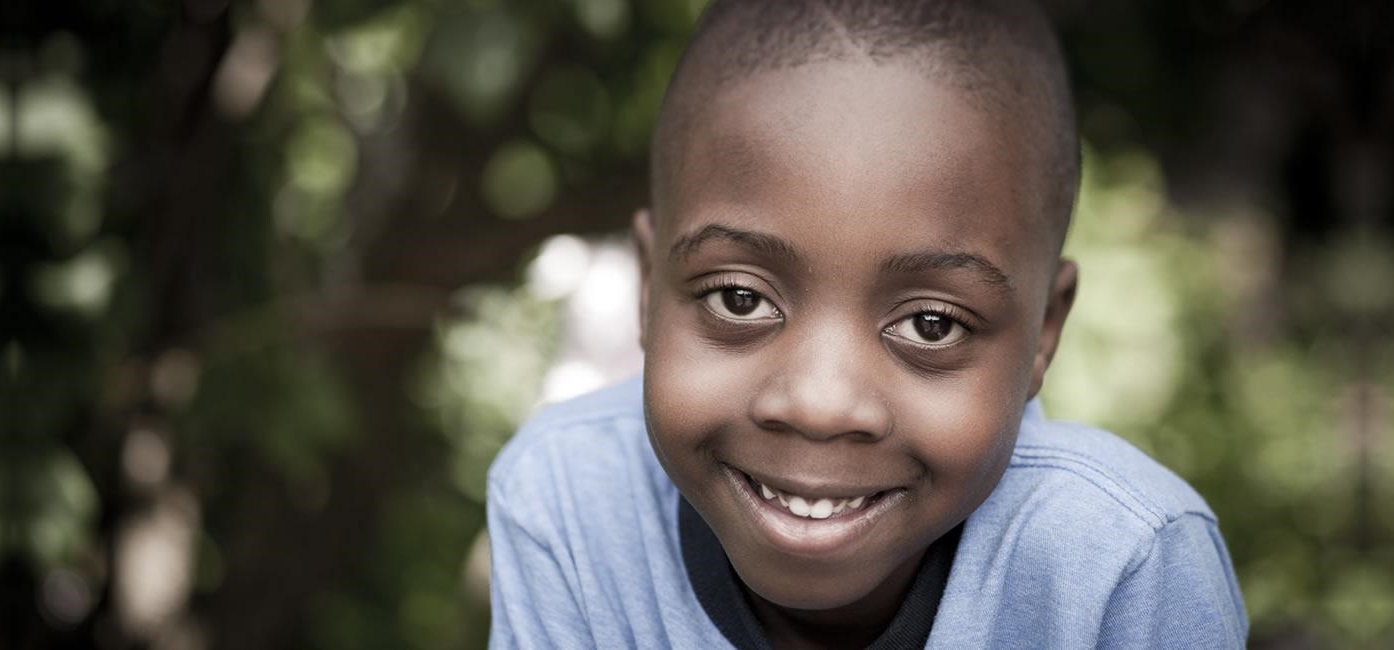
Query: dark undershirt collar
678 497 962 650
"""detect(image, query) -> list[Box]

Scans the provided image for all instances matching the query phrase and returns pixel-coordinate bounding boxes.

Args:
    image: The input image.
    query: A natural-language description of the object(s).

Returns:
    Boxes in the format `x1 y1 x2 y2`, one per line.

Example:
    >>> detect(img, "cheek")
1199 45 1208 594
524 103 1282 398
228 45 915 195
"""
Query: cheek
900 371 1024 507
641 302 762 469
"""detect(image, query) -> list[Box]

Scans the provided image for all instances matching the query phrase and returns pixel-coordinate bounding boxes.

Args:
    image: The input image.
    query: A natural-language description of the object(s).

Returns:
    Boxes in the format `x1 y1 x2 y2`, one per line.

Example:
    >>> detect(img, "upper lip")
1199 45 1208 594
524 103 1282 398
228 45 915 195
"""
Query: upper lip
732 464 899 500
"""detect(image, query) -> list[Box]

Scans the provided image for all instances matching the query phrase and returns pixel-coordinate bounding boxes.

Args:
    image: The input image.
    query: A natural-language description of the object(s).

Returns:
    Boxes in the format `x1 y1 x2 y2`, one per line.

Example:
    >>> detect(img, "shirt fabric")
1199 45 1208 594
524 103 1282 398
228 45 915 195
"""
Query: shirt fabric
487 377 1249 649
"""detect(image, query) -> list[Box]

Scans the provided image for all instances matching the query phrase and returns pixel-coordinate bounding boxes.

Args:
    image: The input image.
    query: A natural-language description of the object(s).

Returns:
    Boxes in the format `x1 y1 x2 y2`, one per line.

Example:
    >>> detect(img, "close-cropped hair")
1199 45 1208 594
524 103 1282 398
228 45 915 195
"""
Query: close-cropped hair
651 0 1080 251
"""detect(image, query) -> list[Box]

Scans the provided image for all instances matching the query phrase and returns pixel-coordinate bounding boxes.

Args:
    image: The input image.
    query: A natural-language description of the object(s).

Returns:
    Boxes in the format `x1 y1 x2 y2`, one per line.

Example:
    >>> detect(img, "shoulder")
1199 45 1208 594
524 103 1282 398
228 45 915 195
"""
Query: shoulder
1004 405 1216 533
935 405 1246 646
963 409 1219 583
498 375 646 454
975 405 1222 578
487 376 675 540
488 376 649 498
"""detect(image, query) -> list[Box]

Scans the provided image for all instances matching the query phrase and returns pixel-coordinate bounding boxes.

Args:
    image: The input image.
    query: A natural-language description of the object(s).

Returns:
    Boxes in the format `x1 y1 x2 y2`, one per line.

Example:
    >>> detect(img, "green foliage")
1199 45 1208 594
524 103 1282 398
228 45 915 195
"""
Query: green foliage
1 452 98 571
419 5 546 127
417 286 562 503
529 65 611 155
306 485 489 650
184 347 360 485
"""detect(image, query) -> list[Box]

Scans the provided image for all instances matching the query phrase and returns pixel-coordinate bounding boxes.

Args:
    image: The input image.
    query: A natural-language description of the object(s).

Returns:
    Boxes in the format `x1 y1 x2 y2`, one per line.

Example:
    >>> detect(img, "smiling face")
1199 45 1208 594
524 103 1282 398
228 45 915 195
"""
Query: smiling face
636 61 1077 628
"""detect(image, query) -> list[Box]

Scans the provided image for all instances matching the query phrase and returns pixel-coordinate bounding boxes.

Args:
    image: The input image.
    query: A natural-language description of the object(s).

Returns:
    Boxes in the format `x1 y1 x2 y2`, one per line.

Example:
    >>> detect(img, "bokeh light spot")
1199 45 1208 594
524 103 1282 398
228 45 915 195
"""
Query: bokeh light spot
152 349 202 409
481 141 556 219
326 5 426 76
123 428 172 487
39 569 93 628
212 26 279 119
575 0 632 40
527 234 591 300
31 241 124 317
422 8 537 124
541 360 605 404
287 116 358 197
16 75 109 171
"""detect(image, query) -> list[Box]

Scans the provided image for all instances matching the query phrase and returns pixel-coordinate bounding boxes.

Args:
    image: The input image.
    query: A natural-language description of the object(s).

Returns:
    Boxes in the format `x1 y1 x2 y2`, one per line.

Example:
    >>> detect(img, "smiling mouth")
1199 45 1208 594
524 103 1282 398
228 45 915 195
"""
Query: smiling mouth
735 468 891 520
719 463 906 557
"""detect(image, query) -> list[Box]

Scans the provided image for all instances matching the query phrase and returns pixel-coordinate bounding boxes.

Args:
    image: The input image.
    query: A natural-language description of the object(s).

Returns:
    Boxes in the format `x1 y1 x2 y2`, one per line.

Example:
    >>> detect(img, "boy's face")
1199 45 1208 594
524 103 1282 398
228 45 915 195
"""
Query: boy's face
637 62 1076 615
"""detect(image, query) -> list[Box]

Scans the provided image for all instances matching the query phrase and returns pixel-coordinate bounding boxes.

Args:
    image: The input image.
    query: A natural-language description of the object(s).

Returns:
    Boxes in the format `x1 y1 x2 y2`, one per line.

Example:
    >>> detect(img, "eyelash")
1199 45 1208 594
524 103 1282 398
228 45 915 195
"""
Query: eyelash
881 303 974 349
693 279 784 321
693 278 763 302
692 279 974 346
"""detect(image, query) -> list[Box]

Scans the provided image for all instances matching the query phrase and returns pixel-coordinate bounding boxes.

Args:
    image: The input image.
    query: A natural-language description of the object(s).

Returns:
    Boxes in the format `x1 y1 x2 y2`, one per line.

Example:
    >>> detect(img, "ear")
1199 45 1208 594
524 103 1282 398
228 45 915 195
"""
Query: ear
632 208 656 352
1028 259 1078 399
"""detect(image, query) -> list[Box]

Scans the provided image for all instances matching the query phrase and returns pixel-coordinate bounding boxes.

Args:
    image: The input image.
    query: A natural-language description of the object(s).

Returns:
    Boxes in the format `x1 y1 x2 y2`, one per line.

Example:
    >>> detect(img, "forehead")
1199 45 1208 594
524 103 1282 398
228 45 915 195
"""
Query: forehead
662 62 1052 286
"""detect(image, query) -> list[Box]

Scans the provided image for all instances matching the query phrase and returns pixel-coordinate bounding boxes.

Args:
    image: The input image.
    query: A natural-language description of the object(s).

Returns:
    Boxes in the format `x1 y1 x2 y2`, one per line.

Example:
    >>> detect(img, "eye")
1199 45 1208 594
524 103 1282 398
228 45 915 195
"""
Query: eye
884 311 968 347
701 287 781 321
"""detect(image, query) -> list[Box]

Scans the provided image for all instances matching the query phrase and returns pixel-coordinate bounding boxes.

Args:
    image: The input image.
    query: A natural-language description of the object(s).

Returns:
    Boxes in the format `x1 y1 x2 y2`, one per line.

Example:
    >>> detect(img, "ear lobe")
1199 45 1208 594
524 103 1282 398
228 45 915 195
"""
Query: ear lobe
1028 259 1078 398
632 208 656 351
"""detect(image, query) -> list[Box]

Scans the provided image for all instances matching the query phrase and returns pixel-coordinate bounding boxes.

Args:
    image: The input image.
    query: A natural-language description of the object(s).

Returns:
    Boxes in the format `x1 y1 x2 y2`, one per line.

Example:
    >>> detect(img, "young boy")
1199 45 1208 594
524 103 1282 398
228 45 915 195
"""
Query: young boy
488 0 1248 647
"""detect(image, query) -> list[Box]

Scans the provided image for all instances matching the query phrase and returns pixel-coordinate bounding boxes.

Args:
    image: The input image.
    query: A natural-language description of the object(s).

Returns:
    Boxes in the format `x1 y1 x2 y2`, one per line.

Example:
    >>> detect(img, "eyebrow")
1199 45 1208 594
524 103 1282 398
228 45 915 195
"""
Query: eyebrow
669 222 1014 294
669 224 803 263
880 250 1015 294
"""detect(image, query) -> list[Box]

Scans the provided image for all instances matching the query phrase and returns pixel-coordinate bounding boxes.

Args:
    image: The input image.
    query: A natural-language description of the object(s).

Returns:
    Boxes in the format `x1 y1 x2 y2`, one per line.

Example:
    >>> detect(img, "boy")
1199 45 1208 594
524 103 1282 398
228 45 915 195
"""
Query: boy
488 0 1248 647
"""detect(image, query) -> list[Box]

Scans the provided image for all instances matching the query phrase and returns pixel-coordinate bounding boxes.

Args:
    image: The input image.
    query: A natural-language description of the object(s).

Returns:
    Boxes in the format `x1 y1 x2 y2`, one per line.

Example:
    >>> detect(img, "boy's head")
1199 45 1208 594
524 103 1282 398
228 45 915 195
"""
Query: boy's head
634 0 1079 630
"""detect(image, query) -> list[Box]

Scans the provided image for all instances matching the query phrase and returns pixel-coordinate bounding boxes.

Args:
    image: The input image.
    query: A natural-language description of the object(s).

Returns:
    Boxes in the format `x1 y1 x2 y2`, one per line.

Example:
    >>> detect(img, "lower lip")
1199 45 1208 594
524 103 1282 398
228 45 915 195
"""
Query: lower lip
720 464 904 559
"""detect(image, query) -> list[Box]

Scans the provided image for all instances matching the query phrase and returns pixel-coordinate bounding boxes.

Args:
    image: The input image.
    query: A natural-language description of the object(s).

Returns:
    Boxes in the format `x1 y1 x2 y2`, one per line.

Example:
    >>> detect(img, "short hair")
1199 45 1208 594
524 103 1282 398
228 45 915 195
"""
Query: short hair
651 0 1079 252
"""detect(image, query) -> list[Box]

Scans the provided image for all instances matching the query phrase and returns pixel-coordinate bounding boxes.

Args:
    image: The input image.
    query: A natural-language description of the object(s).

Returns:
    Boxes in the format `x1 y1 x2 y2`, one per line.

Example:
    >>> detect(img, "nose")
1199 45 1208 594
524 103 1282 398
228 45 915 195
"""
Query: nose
748 325 893 442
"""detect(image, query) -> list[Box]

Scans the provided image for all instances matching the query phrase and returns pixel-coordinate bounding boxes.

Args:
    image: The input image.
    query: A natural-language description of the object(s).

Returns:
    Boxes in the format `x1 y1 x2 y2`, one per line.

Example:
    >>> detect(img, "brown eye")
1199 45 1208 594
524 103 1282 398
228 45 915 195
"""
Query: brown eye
702 287 780 321
913 313 953 341
724 288 759 315
885 311 968 347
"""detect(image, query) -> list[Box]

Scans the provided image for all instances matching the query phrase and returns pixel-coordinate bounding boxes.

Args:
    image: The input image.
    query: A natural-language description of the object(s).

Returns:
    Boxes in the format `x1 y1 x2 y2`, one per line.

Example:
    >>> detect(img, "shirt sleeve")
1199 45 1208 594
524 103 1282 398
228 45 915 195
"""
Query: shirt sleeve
486 475 592 649
1097 513 1249 648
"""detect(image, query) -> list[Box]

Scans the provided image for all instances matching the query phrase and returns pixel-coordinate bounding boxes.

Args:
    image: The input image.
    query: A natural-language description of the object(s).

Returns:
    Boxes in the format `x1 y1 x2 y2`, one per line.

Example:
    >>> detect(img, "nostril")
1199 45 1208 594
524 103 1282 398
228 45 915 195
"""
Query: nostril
756 417 794 433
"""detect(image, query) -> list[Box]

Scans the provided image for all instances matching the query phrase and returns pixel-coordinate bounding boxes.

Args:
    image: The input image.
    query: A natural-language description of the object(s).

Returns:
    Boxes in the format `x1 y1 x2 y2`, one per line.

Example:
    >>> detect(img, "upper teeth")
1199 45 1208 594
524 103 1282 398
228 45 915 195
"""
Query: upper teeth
755 479 872 519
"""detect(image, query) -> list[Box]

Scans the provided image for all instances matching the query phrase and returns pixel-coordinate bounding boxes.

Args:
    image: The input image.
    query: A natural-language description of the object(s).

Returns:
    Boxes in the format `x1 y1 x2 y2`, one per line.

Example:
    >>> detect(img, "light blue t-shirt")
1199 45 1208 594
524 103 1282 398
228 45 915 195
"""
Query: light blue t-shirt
487 378 1248 648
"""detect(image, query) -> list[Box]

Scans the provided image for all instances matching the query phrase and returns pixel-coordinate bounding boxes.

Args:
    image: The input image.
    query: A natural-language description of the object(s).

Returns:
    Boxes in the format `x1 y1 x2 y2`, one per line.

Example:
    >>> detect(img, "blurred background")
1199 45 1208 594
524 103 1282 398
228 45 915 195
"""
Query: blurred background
1 0 1391 648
